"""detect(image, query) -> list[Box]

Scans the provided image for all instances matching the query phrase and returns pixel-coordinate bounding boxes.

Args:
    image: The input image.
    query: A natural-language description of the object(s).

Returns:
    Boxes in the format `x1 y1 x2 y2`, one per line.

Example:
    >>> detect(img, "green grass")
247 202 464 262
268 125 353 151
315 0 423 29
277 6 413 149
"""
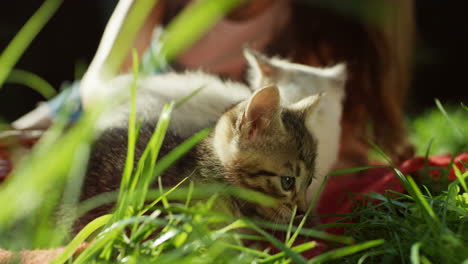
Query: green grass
0 0 467 263
0 0 63 88
410 101 468 156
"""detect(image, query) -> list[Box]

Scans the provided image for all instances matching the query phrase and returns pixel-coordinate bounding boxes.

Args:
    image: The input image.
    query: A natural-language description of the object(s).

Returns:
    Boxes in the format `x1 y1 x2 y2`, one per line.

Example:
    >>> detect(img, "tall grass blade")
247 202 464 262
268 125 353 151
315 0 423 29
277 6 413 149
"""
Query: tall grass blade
245 220 308 264
158 0 246 64
113 50 140 221
256 220 354 244
327 165 383 176
308 239 384 264
82 0 158 84
0 0 63 87
453 165 468 192
461 102 468 112
152 128 211 178
260 241 317 263
435 99 464 139
102 0 159 78
410 242 422 264
0 108 99 232
6 69 56 98
407 176 440 227
50 214 112 264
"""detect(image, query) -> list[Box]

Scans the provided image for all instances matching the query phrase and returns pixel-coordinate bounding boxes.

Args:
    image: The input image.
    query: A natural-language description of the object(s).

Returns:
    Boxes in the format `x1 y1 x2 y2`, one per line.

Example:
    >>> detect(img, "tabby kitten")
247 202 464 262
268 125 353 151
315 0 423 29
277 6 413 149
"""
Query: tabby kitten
244 49 346 201
81 86 320 227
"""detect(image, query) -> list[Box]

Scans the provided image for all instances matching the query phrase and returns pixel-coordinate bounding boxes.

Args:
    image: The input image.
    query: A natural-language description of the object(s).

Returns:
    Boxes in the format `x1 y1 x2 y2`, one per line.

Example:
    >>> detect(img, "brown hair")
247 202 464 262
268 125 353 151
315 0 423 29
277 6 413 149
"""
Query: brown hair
272 0 414 163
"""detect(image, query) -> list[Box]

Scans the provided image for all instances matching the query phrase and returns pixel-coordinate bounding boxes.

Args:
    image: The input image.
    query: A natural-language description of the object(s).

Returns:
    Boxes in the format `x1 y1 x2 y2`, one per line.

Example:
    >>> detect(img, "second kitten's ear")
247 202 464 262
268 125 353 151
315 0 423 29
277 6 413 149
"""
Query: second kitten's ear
289 93 323 118
239 85 281 140
244 48 276 76
244 48 278 87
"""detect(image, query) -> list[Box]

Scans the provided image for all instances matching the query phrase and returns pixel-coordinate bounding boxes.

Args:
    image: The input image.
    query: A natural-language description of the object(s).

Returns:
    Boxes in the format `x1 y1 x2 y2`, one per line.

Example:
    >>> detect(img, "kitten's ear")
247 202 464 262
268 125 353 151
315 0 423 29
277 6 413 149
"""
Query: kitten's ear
289 93 323 118
244 48 278 86
239 85 281 140
325 63 347 90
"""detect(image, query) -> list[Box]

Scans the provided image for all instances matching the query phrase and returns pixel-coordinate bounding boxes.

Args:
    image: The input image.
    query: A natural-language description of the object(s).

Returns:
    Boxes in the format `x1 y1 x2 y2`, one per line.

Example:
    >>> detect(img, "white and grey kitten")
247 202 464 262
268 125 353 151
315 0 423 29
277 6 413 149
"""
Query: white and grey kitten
244 49 346 201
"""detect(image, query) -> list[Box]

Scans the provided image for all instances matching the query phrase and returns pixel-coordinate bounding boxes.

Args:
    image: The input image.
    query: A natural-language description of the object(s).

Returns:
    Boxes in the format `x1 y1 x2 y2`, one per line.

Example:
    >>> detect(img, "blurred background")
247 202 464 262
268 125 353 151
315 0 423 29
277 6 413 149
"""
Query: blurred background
0 0 467 122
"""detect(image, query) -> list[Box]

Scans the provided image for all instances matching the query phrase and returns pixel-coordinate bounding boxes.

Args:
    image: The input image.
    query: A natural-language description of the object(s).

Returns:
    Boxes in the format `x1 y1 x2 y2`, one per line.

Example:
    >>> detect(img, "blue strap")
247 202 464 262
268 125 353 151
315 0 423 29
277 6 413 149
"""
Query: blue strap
46 81 83 123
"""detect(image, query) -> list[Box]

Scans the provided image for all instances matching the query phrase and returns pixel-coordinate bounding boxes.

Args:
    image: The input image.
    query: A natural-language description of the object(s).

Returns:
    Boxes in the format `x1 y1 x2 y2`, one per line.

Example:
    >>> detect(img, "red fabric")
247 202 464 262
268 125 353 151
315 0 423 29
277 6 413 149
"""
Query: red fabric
317 153 468 227
0 132 38 184
289 153 468 259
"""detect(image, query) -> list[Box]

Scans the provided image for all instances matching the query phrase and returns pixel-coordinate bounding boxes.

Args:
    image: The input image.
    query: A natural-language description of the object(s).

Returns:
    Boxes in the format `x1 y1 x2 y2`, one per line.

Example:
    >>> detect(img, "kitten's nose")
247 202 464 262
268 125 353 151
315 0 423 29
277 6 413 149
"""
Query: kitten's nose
297 198 309 216
296 208 306 218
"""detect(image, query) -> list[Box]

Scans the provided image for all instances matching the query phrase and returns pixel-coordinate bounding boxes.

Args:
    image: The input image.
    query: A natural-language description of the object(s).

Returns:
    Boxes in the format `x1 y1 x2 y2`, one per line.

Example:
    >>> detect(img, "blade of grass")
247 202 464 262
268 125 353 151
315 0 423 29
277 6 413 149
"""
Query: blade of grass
0 107 99 231
128 79 207 213
357 249 394 264
95 50 143 259
157 0 246 64
285 205 297 243
423 139 434 174
174 86 206 109
243 220 308 264
40 144 91 247
82 0 158 84
255 220 354 245
76 183 276 219
435 99 464 139
133 178 188 238
221 243 270 258
308 239 384 264
0 0 63 87
112 49 140 221
50 214 112 264
410 242 422 264
288 173 331 247
260 241 317 264
460 160 468 169
406 176 441 232
210 219 247 240
6 69 56 98
152 128 211 179
327 165 384 176
370 142 413 191
130 102 175 209
461 102 468 112
103 0 160 79
73 216 172 263
453 165 468 192
185 181 194 208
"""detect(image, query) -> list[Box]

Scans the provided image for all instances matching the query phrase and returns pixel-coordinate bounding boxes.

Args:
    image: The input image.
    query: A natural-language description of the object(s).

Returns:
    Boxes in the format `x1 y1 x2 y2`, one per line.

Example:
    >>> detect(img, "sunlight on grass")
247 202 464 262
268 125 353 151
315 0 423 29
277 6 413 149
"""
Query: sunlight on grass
410 102 467 156
0 0 466 263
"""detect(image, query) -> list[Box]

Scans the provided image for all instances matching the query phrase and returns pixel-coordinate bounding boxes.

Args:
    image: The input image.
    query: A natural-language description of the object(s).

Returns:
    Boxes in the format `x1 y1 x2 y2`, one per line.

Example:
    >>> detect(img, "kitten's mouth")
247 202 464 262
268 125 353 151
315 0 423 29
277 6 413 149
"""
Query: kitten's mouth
266 205 296 224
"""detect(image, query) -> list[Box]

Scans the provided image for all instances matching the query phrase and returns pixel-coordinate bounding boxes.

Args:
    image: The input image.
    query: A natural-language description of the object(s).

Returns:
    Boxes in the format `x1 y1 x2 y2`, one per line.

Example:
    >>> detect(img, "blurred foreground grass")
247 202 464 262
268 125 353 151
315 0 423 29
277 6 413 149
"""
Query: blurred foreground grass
0 0 467 263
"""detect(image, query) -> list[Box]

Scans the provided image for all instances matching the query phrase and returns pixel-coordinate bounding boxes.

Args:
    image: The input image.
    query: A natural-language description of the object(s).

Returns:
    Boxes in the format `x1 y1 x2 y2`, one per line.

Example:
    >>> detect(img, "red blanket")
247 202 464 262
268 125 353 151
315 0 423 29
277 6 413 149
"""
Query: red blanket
318 153 468 224
287 152 468 258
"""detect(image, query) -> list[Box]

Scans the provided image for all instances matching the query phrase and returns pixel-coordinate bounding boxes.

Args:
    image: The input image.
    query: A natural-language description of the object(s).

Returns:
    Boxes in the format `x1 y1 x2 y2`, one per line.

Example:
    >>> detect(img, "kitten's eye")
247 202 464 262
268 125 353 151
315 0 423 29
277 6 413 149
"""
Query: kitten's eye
281 176 295 191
